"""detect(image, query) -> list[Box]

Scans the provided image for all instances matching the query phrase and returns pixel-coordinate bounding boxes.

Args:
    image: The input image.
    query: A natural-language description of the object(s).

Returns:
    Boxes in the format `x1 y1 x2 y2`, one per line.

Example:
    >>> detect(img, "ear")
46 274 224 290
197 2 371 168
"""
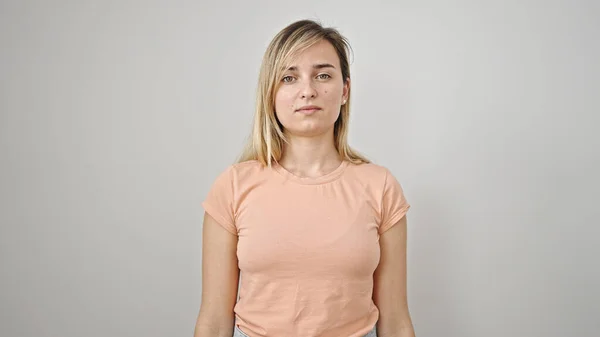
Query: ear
342 77 350 102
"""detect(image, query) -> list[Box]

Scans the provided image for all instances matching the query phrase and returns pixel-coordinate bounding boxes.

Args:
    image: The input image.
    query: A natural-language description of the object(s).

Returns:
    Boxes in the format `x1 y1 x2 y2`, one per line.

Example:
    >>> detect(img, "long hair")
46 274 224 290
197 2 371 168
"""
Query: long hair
237 19 369 166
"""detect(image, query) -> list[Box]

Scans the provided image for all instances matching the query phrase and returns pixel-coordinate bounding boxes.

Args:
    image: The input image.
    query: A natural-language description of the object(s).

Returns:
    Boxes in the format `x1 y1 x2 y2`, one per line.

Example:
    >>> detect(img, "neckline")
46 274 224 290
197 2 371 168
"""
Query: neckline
272 160 350 185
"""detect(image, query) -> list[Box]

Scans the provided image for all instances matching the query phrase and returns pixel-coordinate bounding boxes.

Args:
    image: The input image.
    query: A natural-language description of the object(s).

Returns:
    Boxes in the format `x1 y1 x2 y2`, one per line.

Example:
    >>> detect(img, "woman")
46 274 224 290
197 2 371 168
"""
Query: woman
194 19 415 337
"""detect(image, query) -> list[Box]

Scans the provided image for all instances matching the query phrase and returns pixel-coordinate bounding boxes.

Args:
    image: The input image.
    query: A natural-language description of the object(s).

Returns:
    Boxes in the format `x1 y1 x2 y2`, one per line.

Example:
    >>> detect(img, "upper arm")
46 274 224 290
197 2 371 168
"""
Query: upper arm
195 212 239 335
373 215 414 333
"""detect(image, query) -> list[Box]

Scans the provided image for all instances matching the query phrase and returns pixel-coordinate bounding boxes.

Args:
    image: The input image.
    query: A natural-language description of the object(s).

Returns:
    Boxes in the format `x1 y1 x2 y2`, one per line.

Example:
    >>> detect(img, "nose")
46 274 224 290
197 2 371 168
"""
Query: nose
300 80 317 99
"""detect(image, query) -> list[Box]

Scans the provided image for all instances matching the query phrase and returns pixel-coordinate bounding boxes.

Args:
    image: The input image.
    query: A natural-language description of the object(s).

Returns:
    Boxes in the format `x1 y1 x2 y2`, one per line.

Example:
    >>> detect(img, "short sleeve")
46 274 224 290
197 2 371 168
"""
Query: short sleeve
201 166 237 235
379 168 411 234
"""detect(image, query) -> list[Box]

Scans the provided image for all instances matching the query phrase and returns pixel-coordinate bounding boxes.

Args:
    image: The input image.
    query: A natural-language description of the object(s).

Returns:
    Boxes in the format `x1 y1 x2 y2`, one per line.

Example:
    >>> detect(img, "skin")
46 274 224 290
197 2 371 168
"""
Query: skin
274 39 349 176
194 39 415 337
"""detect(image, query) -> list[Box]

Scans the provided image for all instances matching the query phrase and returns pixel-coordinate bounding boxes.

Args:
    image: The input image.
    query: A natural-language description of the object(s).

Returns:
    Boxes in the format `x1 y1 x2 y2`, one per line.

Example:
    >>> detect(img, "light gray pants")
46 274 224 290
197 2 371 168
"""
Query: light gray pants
233 324 377 337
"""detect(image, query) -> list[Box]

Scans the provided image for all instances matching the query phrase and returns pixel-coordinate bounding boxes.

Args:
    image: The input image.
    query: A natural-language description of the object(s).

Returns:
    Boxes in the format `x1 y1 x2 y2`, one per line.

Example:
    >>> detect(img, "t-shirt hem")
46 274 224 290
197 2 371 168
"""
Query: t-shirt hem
378 204 410 234
202 201 237 235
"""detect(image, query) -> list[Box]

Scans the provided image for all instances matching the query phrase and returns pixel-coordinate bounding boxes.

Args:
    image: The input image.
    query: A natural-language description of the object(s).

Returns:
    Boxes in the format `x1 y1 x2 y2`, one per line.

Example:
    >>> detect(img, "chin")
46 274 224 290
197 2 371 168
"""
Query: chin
286 123 334 137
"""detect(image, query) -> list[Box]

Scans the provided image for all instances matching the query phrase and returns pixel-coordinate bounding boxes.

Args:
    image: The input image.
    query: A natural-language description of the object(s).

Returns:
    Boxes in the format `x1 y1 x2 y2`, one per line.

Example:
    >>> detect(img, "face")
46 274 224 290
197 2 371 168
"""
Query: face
274 39 349 138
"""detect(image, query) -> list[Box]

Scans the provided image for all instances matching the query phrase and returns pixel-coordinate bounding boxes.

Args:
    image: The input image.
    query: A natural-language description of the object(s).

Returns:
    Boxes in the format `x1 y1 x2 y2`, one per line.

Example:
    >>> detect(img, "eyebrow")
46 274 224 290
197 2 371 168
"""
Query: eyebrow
285 63 336 71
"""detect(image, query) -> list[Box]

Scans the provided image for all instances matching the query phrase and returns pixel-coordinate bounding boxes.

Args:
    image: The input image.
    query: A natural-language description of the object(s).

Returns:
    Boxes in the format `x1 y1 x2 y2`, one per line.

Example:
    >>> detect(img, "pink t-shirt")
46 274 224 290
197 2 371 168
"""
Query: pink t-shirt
202 159 410 337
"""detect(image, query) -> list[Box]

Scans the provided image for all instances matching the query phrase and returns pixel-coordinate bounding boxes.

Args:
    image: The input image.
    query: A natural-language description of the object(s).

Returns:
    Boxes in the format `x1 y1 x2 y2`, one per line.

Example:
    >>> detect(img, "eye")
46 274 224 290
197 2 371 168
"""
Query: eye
282 75 295 83
317 73 331 80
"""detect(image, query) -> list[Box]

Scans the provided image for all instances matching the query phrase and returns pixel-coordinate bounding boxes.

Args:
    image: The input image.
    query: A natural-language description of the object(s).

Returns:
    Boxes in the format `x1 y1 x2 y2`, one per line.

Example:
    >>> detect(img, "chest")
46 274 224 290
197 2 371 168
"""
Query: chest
235 186 381 277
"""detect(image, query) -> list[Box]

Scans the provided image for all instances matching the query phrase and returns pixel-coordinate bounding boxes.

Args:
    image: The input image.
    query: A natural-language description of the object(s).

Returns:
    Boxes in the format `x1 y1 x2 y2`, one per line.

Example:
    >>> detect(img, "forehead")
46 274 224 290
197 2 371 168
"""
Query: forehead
285 39 340 69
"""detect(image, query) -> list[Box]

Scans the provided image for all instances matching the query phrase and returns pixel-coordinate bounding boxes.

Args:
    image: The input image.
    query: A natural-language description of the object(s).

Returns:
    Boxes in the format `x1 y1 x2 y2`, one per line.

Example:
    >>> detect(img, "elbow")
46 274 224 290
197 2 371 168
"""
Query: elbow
193 306 235 337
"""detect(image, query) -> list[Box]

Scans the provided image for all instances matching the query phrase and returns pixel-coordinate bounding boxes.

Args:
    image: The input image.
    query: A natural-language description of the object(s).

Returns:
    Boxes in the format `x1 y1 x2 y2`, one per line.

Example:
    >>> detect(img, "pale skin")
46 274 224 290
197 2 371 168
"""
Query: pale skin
194 39 415 337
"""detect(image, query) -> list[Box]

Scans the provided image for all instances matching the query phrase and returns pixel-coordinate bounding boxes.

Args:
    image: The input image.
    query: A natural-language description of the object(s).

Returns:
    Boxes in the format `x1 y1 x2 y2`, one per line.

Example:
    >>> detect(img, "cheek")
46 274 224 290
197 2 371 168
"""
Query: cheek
275 89 294 111
324 88 341 104
324 84 343 100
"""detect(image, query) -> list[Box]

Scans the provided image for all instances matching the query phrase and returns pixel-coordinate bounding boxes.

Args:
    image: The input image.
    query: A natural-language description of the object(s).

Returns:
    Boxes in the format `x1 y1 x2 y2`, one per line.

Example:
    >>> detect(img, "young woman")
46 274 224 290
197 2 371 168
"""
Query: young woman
194 19 415 337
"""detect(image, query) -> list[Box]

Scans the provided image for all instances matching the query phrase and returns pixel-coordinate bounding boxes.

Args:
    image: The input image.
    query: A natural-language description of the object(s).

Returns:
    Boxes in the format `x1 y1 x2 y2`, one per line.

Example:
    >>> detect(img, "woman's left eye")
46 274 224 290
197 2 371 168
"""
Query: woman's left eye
317 74 331 80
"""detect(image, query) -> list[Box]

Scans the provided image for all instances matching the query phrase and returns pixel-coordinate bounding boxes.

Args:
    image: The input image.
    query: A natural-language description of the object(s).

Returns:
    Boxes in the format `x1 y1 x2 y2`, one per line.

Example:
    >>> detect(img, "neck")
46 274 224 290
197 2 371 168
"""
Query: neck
279 129 341 177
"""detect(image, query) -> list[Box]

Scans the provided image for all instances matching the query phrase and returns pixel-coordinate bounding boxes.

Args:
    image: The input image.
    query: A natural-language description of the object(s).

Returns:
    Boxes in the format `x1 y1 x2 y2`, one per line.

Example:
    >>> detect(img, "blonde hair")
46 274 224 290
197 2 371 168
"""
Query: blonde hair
237 19 369 166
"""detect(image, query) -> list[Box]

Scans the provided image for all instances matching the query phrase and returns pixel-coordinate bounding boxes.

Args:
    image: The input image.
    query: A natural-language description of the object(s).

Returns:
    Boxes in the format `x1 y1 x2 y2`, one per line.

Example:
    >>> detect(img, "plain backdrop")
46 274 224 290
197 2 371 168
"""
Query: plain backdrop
1 0 599 336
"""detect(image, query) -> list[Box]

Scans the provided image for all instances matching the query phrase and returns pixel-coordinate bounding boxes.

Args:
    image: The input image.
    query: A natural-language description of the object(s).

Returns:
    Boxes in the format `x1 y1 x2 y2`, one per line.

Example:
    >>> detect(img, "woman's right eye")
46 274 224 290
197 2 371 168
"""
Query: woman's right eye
282 76 294 83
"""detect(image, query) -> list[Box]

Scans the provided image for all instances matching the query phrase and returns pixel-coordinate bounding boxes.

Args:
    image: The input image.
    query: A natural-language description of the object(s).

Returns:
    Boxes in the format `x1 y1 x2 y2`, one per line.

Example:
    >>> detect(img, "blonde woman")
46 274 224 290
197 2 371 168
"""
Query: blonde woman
194 19 415 337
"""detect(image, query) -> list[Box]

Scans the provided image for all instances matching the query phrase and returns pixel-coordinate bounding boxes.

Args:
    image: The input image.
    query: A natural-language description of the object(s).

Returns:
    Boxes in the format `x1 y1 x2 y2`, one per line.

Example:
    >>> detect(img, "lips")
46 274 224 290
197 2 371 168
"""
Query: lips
296 108 320 115
296 105 322 113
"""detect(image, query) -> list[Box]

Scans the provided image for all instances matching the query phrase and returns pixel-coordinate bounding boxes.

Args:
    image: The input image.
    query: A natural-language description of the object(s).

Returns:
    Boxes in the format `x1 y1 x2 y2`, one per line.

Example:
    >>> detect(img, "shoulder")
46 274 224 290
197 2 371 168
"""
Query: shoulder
346 161 394 186
213 160 270 187
205 160 269 204
230 160 268 177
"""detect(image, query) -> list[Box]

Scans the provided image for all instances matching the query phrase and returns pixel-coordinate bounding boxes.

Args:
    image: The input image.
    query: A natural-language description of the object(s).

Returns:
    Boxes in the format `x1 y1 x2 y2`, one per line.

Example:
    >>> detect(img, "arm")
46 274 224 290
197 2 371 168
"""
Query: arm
193 212 240 337
373 215 416 337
